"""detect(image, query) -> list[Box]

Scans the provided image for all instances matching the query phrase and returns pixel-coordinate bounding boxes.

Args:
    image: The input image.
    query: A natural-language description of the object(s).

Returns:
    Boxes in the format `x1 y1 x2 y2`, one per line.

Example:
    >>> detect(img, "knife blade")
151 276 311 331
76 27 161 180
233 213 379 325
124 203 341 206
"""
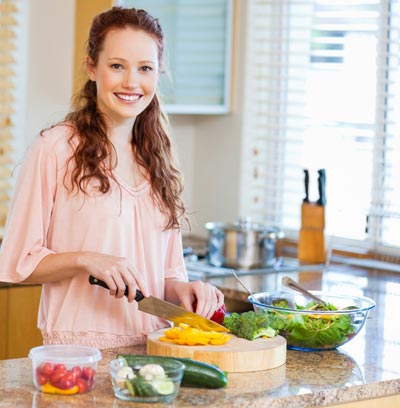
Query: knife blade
88 276 229 332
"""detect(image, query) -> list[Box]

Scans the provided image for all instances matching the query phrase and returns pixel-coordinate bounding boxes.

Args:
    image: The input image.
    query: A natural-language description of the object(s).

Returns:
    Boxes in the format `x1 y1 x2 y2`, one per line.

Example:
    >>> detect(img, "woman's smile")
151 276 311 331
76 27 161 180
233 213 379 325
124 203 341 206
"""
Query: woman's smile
114 92 142 103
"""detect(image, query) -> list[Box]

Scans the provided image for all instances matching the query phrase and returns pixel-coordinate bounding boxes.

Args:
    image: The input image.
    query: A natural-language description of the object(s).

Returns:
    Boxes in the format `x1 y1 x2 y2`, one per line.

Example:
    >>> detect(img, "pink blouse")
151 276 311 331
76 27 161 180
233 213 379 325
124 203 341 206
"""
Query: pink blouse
0 124 188 349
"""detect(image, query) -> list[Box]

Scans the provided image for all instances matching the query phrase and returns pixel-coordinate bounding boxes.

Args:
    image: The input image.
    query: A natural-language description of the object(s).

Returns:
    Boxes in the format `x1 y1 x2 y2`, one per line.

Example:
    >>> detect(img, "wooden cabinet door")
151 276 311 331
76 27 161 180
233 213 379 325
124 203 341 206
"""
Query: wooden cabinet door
6 285 43 359
0 289 8 359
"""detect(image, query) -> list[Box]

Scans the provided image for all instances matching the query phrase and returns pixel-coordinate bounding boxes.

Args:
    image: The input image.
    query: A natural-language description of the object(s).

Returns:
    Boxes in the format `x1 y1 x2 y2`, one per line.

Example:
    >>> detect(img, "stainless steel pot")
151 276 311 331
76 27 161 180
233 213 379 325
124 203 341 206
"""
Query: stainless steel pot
205 218 284 269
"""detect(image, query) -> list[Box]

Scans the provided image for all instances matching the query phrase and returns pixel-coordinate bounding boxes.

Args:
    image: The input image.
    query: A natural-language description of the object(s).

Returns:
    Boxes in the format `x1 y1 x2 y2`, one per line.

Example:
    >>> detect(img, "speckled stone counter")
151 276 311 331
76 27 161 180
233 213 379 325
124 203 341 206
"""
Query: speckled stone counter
1 264 400 407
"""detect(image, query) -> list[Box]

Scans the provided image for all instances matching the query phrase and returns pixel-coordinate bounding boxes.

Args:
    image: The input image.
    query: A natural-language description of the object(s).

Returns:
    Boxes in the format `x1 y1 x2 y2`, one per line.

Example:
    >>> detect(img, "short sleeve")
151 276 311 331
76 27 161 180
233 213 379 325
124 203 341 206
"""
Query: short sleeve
0 134 59 282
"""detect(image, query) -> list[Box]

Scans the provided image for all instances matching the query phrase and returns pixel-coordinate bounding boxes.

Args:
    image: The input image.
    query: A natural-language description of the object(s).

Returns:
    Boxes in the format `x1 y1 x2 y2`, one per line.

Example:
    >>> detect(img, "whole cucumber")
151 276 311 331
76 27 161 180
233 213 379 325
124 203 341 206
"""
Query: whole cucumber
117 354 228 389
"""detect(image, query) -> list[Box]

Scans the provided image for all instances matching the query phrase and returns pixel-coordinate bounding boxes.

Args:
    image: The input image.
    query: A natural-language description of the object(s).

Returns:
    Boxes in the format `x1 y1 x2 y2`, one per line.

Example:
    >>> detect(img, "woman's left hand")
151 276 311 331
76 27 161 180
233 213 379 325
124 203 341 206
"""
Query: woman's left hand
165 279 224 320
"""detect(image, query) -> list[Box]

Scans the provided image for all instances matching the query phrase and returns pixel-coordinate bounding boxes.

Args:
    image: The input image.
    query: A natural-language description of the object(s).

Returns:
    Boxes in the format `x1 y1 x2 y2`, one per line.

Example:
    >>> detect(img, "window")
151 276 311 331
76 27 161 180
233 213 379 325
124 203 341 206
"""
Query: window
114 0 233 114
241 0 400 255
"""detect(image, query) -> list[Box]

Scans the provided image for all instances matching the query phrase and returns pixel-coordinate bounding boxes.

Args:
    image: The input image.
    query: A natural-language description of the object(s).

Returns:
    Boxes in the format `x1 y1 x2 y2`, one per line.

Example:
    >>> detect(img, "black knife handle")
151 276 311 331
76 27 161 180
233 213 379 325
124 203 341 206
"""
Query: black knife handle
303 169 309 203
88 275 144 301
317 169 326 206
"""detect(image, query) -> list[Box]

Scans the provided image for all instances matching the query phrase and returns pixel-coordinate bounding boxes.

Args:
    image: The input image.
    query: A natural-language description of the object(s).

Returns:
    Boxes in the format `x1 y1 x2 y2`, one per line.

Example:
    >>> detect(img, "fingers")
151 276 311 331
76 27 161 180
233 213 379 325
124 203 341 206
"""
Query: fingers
190 281 224 319
86 253 147 303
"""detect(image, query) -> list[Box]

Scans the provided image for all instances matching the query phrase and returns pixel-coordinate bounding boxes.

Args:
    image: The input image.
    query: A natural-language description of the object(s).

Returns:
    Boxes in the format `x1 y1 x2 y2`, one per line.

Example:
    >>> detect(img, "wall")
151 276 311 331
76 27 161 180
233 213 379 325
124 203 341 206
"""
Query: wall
21 0 246 239
23 0 75 147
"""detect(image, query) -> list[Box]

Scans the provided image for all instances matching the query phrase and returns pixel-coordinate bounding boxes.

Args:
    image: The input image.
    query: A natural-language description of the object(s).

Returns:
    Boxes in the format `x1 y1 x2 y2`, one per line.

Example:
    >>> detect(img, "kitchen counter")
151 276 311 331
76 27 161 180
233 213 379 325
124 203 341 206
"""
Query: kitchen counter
1 263 400 407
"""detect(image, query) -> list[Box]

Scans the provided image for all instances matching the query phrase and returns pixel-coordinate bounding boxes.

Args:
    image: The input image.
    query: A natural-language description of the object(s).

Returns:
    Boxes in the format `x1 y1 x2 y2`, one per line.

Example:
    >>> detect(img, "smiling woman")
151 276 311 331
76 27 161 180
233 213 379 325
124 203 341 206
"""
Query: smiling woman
0 6 224 350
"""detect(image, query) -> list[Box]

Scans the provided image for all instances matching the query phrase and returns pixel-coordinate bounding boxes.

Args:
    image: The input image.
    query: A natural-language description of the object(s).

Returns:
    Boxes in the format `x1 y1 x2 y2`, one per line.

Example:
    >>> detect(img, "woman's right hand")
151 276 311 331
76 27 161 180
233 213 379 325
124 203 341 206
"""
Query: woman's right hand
78 251 149 303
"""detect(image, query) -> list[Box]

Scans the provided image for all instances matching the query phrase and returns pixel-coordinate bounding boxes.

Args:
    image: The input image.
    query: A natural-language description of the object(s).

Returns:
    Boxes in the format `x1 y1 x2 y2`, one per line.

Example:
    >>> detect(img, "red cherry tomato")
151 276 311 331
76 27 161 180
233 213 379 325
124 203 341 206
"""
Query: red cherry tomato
211 304 226 324
82 367 95 382
54 363 67 372
71 366 82 379
192 301 226 324
50 369 67 387
40 362 54 377
36 372 48 386
76 378 87 394
56 372 76 390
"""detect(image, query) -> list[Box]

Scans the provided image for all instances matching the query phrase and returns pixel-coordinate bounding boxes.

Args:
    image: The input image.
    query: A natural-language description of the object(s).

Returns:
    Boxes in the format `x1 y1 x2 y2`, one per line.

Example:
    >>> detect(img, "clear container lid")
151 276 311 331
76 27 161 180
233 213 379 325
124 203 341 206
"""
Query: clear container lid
29 344 102 365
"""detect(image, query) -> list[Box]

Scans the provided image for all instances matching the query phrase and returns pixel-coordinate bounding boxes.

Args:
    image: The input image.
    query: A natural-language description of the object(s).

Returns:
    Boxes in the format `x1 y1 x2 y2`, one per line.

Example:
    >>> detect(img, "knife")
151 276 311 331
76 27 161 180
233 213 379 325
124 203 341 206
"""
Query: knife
88 276 229 332
316 169 326 206
303 169 310 203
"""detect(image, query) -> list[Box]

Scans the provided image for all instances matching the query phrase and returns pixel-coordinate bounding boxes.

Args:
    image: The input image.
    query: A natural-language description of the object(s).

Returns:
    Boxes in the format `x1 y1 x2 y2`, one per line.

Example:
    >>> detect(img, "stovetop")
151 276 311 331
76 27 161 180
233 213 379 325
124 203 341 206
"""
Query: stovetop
185 257 324 280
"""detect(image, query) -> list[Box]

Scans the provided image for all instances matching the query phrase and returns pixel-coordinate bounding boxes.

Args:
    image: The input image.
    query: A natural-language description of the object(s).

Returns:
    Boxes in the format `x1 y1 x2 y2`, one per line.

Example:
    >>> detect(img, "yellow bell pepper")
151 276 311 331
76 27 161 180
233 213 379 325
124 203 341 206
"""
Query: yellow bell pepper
159 323 231 346
42 383 79 395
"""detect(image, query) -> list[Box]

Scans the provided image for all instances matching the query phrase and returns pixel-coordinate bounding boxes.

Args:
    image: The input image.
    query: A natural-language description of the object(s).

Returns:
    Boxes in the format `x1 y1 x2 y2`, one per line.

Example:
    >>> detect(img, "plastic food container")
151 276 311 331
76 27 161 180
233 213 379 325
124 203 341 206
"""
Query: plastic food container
249 291 375 351
29 344 102 395
110 356 185 403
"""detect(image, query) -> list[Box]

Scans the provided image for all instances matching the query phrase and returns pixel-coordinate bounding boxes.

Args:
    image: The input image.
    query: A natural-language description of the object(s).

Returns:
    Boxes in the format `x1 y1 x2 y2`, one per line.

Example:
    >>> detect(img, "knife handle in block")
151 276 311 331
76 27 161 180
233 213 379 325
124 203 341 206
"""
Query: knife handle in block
88 275 144 301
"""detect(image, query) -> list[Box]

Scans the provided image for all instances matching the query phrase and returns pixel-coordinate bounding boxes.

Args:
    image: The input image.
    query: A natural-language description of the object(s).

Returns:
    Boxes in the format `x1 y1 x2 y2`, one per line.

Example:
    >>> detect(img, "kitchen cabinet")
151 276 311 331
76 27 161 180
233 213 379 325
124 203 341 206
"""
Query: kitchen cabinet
0 285 42 360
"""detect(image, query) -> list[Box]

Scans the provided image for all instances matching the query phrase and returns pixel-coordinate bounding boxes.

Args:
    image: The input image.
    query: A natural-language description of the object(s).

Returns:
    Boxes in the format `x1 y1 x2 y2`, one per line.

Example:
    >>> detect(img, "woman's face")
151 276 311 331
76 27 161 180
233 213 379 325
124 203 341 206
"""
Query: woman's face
87 27 159 126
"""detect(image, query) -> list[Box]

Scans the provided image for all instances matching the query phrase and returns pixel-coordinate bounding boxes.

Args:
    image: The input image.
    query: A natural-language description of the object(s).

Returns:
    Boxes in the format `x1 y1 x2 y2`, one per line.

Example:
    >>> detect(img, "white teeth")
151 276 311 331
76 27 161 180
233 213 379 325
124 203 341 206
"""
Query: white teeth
116 93 140 102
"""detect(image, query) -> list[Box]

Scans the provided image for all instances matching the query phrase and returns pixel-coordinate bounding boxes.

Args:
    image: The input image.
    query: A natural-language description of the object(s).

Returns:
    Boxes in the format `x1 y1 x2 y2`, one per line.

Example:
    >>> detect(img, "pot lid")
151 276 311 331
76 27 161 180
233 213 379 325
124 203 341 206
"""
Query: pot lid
205 219 284 238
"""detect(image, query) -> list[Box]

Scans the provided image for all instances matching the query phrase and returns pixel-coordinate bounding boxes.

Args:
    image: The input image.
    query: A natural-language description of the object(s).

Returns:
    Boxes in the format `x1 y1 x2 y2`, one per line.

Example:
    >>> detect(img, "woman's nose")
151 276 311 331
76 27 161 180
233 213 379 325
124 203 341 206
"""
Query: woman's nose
122 69 138 88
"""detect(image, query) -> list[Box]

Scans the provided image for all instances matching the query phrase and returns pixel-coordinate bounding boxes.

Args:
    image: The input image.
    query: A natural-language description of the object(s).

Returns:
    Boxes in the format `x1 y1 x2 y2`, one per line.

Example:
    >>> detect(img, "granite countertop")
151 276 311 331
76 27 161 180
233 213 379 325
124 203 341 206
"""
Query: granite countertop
1 263 400 407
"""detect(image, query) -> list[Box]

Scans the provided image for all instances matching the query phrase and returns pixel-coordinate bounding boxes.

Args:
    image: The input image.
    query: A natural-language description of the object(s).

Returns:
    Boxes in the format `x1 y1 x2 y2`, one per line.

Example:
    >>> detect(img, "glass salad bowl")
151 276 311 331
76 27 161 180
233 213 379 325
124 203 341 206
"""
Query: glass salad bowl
248 291 375 351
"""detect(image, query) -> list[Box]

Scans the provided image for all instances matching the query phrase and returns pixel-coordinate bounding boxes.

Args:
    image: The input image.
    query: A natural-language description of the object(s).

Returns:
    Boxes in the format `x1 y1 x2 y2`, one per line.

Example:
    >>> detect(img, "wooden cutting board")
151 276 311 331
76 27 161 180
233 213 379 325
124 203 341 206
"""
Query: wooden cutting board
147 329 287 373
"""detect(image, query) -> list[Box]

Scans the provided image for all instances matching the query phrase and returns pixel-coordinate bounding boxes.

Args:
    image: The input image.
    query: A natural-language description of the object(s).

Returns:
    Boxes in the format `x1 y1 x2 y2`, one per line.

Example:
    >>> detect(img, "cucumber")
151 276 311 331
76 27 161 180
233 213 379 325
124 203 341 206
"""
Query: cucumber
152 379 174 395
173 357 228 389
117 354 228 389
126 376 158 397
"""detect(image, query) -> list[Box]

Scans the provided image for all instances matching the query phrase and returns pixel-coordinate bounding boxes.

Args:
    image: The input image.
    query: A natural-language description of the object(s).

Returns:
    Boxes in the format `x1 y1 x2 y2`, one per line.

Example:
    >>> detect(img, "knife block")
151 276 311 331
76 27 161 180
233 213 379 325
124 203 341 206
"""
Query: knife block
298 203 326 263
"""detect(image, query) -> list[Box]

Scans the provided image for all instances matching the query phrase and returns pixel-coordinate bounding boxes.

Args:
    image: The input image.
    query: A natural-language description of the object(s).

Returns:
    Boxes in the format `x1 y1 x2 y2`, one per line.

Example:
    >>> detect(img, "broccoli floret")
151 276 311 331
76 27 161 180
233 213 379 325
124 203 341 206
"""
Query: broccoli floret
223 311 286 341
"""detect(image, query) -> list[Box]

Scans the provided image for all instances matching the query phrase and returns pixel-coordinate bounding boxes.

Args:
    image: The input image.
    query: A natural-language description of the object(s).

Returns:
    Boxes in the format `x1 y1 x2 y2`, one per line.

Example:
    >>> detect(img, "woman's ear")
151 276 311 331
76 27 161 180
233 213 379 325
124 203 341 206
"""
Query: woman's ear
86 56 96 81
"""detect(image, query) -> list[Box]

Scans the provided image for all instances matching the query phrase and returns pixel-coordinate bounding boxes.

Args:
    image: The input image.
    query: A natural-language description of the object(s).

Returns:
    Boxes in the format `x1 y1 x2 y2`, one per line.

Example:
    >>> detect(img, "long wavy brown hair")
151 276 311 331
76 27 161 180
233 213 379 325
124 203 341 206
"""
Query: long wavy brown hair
64 6 186 230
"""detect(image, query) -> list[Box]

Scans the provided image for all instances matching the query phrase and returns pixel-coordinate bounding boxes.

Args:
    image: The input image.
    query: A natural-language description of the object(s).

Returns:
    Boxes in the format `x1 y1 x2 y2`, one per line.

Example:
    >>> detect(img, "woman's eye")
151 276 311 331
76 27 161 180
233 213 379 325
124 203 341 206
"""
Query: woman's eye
141 65 153 72
111 63 123 70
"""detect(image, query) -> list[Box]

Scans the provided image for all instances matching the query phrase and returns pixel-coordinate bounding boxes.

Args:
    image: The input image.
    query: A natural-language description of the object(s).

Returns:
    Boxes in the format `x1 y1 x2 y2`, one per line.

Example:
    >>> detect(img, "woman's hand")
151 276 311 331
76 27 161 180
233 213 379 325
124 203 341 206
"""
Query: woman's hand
78 251 149 303
165 279 224 320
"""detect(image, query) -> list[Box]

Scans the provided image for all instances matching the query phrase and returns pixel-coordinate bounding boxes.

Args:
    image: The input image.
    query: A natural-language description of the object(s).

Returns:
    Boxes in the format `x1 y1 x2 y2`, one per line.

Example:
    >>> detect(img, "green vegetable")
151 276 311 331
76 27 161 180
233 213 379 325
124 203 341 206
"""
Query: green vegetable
125 379 135 396
271 300 356 349
285 302 354 349
127 375 158 397
272 298 292 308
117 354 228 389
172 357 228 389
223 310 285 341
152 379 175 395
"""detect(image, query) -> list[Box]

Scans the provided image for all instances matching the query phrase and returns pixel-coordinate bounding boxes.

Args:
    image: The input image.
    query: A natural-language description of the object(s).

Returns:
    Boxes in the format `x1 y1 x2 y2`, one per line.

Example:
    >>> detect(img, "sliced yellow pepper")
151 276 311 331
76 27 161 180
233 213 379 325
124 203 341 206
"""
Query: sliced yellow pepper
42 383 79 395
159 323 231 346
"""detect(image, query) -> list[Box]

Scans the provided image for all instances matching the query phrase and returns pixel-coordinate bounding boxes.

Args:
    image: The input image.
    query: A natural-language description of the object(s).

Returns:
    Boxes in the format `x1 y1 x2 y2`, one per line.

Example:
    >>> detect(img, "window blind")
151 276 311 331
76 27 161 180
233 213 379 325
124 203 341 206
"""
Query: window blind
241 0 400 255
114 0 233 114
0 0 17 237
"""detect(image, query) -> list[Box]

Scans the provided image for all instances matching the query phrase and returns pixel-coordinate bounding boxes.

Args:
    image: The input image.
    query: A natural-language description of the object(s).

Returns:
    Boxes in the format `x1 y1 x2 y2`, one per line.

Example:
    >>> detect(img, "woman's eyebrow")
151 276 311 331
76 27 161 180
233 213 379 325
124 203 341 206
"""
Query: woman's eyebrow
108 57 156 65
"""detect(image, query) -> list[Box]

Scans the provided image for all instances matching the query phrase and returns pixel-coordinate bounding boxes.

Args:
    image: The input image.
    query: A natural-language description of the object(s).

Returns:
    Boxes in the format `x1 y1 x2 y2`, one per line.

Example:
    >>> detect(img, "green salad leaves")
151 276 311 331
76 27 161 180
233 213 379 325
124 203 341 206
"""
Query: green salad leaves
223 300 356 350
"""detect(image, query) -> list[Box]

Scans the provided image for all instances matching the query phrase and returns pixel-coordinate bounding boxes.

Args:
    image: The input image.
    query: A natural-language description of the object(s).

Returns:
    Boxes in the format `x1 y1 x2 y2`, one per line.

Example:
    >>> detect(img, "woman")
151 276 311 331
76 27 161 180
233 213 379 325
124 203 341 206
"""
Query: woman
0 7 224 349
